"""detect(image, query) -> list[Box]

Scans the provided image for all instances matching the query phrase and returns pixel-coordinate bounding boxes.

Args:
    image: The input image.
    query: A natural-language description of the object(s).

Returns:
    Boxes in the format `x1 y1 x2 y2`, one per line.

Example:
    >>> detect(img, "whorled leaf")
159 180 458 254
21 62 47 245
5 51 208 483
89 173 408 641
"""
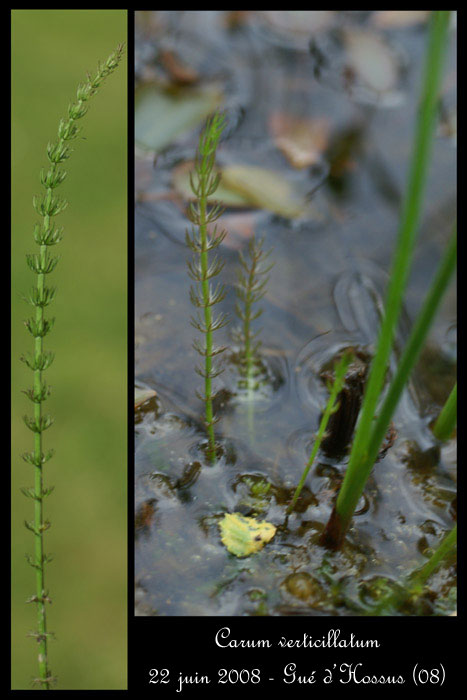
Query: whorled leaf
173 161 250 207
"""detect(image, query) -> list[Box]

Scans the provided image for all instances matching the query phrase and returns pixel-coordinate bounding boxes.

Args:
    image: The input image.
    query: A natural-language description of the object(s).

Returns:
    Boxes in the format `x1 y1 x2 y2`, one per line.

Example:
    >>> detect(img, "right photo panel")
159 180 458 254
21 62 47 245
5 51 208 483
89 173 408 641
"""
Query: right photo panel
134 10 457 621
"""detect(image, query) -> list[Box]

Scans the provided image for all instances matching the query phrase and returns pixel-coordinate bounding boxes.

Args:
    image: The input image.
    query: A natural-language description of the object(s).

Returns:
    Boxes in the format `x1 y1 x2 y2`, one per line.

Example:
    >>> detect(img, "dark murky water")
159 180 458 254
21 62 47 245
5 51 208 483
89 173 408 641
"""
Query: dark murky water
135 11 456 616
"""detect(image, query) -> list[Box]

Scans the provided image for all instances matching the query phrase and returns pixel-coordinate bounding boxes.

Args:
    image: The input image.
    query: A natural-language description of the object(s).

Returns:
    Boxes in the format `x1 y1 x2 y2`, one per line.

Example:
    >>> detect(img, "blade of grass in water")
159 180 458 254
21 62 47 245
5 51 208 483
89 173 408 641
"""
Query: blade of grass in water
324 229 456 548
433 381 457 440
287 351 353 514
321 11 452 548
372 524 457 615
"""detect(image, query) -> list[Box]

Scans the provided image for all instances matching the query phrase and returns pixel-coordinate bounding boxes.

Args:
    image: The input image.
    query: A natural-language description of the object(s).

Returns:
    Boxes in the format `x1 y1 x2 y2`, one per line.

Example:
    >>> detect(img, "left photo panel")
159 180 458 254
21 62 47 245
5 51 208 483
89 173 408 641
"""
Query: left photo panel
11 9 128 689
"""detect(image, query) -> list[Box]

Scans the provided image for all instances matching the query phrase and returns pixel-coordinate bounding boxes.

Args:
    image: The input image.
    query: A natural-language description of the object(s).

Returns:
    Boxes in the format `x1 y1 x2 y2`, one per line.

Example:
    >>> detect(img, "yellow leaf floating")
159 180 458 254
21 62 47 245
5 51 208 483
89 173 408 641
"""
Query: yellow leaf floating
219 513 277 557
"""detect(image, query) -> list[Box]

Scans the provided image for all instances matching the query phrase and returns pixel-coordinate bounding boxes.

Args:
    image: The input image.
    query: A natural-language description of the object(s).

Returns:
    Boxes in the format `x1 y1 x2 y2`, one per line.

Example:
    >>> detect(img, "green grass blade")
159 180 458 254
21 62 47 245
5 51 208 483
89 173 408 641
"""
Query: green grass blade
372 524 457 615
433 381 457 440
364 231 456 475
321 11 451 548
288 351 353 514
332 229 456 544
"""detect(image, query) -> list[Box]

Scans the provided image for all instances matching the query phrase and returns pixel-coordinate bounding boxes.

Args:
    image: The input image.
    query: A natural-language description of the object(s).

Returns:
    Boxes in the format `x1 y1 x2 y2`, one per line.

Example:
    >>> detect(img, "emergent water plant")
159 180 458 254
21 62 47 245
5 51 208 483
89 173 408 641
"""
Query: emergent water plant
371 524 457 615
432 381 457 441
186 112 228 462
20 43 125 689
320 10 454 550
287 350 353 514
234 236 273 392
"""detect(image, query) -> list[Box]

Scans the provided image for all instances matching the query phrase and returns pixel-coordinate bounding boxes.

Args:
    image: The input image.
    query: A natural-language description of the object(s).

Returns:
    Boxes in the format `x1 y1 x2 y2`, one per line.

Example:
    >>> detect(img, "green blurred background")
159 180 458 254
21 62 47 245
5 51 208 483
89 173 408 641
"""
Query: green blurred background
11 10 127 689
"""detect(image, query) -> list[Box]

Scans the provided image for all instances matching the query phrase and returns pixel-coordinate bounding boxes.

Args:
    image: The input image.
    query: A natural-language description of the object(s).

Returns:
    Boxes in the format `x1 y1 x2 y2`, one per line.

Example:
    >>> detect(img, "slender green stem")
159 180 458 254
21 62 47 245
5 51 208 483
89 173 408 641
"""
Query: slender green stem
242 261 255 391
366 232 456 463
321 11 451 549
433 381 457 440
372 524 457 615
199 192 216 451
234 237 273 446
21 43 125 688
235 237 273 392
288 351 353 514
186 112 228 462
325 230 456 548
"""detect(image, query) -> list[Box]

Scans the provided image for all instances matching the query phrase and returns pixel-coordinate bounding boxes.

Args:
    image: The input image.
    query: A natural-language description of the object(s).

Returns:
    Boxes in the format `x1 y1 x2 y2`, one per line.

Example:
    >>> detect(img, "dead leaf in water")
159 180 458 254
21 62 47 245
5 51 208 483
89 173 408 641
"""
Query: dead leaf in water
344 29 399 95
173 162 310 218
135 387 157 409
208 212 257 250
259 10 335 39
270 113 330 169
159 48 199 86
222 164 308 218
371 11 430 29
219 513 276 557
172 161 250 207
135 84 223 153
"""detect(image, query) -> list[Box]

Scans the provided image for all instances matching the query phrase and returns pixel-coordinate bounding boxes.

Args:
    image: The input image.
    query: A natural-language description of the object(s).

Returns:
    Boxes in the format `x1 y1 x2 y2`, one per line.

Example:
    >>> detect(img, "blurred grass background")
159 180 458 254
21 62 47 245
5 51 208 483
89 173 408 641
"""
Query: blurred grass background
11 10 127 689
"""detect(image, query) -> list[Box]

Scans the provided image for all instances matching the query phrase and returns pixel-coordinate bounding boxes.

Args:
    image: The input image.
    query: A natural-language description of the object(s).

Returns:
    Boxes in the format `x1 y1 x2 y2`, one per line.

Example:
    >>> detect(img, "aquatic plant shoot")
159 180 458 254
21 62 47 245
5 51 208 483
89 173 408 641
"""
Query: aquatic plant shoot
186 112 228 462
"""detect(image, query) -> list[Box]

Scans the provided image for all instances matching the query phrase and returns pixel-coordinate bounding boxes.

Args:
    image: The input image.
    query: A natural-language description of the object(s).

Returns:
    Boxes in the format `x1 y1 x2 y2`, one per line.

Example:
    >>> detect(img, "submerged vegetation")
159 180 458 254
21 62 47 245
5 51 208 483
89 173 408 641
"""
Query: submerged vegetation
136 10 456 617
20 44 124 688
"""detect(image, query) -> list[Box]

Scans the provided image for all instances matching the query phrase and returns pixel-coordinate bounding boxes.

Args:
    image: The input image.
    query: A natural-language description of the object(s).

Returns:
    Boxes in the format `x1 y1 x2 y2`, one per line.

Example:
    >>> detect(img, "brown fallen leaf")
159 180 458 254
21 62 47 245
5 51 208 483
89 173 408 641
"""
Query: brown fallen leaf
135 499 156 532
174 161 311 218
172 161 250 208
225 11 252 29
135 387 157 409
221 164 308 218
270 112 330 169
371 11 430 29
159 48 199 86
207 212 257 250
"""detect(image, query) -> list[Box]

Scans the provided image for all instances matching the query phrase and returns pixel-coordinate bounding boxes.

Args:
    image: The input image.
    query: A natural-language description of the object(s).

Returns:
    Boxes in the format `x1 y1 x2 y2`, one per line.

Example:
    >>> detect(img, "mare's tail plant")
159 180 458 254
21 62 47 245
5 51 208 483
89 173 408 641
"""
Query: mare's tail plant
20 43 125 689
234 236 273 392
186 112 228 462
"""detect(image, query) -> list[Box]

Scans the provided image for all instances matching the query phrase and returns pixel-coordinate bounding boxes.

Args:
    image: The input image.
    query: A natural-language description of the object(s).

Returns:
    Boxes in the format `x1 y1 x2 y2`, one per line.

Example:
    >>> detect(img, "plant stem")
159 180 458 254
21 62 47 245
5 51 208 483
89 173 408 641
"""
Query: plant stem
326 232 457 546
433 381 457 441
187 112 228 461
235 236 273 391
365 231 456 464
288 351 353 514
199 191 216 451
372 524 457 615
323 229 456 548
320 11 451 549
21 43 125 689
